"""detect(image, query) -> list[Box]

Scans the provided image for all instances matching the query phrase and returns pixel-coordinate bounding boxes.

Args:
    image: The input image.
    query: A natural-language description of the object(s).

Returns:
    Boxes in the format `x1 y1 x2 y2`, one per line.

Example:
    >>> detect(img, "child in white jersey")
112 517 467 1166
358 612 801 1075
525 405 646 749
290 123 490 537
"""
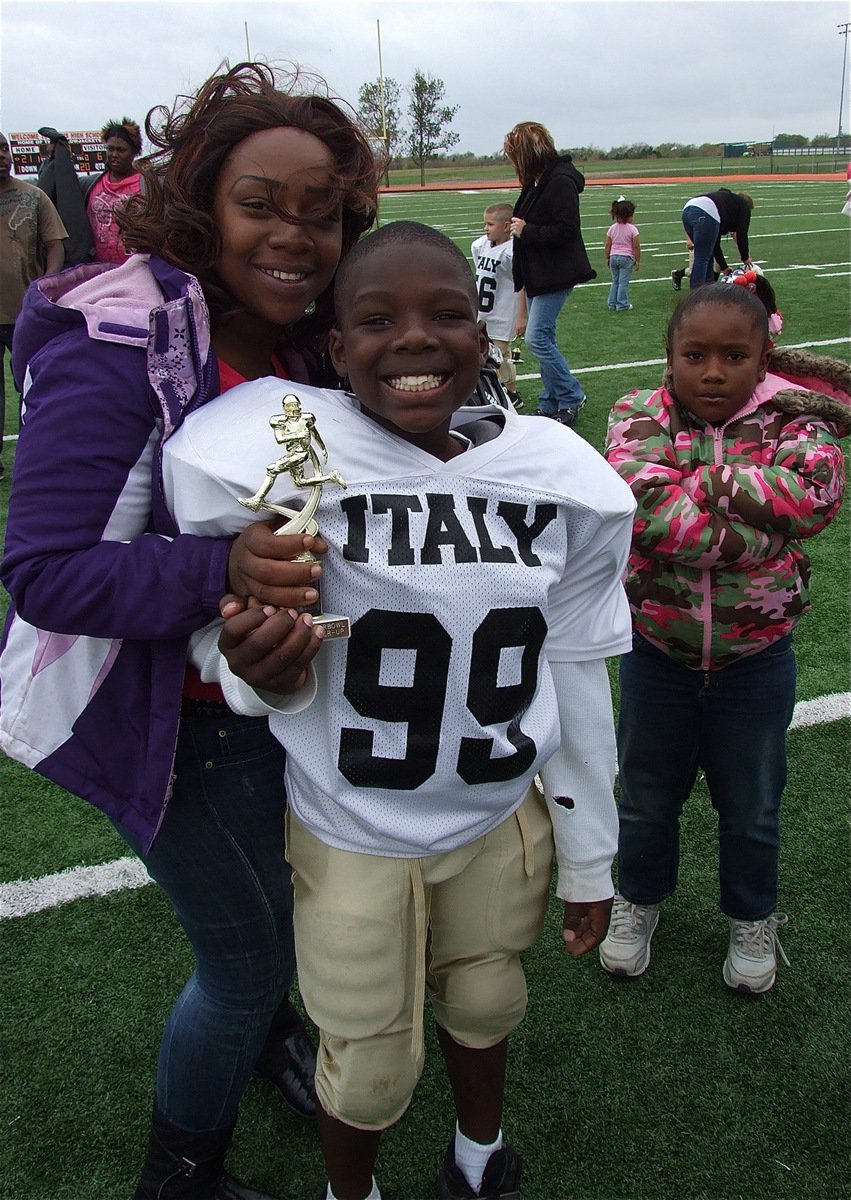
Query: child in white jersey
471 202 524 405
604 197 640 311
162 221 635 1200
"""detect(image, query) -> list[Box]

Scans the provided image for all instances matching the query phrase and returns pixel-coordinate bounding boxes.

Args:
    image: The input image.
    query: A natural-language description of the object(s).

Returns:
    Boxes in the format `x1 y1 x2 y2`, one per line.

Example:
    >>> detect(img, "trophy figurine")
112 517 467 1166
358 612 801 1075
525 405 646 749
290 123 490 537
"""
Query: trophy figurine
239 394 350 639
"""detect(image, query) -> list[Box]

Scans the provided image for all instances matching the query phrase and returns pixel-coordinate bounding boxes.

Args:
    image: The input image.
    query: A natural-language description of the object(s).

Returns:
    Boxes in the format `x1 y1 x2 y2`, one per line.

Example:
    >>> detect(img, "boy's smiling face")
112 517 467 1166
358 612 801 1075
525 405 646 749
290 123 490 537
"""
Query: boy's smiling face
329 242 488 458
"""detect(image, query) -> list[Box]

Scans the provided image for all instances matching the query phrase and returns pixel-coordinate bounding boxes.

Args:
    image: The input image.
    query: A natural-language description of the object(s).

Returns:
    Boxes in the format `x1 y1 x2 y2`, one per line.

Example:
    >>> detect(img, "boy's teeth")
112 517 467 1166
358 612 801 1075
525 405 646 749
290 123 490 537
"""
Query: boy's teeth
386 374 445 392
264 268 307 281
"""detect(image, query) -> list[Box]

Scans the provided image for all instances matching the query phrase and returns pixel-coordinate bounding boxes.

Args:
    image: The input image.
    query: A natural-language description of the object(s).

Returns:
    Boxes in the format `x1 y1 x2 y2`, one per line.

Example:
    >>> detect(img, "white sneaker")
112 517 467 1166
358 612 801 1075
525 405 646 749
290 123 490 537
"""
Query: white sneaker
599 895 660 977
723 914 790 993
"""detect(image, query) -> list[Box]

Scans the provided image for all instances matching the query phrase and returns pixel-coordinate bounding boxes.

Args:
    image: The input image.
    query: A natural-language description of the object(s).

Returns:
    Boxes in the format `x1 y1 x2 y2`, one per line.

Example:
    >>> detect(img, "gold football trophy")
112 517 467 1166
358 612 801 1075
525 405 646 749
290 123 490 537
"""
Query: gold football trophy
239 394 350 639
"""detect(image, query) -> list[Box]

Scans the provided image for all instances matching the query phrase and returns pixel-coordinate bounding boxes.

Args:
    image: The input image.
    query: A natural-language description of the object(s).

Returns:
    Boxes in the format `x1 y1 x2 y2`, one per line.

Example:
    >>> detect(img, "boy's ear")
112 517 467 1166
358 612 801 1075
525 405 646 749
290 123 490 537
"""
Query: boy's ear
327 327 347 378
477 322 489 364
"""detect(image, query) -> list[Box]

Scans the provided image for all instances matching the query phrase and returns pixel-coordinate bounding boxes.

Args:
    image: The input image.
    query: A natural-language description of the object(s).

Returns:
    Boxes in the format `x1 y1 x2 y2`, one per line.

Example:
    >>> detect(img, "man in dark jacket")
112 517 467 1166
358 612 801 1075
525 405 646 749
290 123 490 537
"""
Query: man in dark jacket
35 127 94 266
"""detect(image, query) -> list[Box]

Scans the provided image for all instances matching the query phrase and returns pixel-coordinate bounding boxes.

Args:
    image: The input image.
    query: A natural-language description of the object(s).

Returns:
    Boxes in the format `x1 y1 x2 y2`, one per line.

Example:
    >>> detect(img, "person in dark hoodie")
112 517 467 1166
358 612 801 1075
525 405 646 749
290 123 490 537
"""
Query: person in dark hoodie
681 187 754 289
35 126 95 266
504 121 596 427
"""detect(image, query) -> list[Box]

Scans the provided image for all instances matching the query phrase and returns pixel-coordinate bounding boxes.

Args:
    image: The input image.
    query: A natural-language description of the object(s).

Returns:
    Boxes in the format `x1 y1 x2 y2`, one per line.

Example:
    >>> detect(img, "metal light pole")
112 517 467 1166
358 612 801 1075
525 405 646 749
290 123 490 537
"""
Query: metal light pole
837 22 850 159
245 21 252 62
376 19 390 188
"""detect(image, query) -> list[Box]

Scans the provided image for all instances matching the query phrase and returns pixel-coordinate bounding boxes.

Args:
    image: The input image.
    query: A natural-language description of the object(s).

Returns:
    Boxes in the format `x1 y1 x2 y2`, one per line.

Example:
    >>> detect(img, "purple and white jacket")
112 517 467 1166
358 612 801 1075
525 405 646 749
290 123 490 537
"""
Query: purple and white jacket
0 255 269 850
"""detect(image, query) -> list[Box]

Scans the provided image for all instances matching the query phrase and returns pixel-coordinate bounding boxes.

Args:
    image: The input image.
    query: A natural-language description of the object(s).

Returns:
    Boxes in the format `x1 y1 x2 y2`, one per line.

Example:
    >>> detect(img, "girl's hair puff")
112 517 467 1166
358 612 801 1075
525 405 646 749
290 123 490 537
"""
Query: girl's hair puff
101 118 143 155
666 284 769 353
503 121 559 187
120 61 381 341
751 274 778 321
611 199 635 222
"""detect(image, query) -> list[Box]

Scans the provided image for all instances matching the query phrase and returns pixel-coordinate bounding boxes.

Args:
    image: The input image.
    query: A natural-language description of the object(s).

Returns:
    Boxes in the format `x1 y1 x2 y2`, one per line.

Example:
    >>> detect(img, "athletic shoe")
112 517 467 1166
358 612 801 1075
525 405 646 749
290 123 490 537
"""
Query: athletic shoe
598 895 660 977
671 269 685 291
553 397 587 426
0 461 5 480
723 914 789 994
436 1139 523 1199
616 304 633 311
506 390 523 410
255 1022 318 1119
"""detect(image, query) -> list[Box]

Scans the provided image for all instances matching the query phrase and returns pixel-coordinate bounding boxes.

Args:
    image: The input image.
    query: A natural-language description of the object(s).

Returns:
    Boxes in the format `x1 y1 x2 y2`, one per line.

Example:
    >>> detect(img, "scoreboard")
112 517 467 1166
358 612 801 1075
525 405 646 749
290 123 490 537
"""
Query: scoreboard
10 132 106 176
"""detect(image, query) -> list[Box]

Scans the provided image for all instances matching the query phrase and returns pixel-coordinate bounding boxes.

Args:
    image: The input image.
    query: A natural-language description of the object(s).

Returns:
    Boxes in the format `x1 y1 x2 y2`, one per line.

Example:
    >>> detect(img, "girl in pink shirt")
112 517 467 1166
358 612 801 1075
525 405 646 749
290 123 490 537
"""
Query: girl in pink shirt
605 197 641 311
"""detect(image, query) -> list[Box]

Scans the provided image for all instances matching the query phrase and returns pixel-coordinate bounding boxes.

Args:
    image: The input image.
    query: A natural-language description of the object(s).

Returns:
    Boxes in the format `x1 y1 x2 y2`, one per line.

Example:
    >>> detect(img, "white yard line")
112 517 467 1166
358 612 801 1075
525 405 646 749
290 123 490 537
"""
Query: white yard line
4 335 849 448
2 691 848 920
0 855 152 919
513 336 850 381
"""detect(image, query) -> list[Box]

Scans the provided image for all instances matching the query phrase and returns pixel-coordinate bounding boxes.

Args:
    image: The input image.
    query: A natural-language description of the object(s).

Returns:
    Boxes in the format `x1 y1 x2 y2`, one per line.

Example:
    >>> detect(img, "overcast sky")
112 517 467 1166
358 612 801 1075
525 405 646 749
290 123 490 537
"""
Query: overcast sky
2 1 848 158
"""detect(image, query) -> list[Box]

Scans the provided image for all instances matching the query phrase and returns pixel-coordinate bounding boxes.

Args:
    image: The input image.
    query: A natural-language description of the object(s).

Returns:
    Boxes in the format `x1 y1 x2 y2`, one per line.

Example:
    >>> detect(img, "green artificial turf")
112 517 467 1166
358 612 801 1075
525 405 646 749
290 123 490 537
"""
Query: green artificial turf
1 180 848 1200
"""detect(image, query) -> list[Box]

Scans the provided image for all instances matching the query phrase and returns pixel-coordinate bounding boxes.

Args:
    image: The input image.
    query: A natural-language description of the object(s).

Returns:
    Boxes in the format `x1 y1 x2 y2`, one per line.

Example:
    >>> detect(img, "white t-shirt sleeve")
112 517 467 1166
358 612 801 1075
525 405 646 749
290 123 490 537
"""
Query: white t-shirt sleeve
539 658 618 902
545 493 635 662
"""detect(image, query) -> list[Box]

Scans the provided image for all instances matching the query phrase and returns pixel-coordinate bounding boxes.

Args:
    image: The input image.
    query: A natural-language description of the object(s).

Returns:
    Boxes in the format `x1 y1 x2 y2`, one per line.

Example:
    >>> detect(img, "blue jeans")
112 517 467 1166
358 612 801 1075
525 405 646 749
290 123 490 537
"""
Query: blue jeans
682 205 721 288
524 288 585 412
616 634 797 920
607 256 634 309
116 707 295 1131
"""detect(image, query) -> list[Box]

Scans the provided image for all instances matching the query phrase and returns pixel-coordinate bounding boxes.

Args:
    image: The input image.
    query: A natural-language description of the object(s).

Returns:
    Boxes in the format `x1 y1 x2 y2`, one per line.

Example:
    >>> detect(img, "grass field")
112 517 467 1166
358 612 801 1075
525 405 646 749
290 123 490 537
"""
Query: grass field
382 155 847 187
1 180 849 1200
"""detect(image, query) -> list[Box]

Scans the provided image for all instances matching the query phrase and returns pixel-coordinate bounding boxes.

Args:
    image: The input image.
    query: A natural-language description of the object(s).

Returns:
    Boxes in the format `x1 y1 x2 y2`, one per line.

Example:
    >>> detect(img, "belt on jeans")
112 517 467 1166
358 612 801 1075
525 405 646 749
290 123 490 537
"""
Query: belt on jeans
180 696 232 718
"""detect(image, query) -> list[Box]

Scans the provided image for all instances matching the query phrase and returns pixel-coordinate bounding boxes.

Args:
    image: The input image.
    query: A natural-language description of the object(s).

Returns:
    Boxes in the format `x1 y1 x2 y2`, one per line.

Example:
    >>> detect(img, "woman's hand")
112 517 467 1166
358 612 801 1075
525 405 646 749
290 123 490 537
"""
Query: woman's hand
218 602 324 695
510 217 526 238
227 520 328 609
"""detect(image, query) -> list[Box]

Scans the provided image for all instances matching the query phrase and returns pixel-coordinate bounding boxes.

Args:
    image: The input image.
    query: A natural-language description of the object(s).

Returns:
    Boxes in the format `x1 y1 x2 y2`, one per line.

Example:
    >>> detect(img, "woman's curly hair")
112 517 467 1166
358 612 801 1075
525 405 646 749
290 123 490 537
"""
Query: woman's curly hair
120 61 381 345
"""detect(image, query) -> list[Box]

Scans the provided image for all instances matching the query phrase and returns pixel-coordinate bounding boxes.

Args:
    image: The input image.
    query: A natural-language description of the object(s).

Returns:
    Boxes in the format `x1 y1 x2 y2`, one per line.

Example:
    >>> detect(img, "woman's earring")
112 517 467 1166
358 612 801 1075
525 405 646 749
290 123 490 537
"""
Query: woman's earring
304 300 316 317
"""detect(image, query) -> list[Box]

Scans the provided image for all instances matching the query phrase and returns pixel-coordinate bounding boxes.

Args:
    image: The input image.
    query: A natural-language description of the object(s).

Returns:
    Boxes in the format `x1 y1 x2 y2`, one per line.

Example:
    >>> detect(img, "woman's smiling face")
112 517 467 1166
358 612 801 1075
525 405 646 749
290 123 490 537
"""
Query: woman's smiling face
212 126 343 339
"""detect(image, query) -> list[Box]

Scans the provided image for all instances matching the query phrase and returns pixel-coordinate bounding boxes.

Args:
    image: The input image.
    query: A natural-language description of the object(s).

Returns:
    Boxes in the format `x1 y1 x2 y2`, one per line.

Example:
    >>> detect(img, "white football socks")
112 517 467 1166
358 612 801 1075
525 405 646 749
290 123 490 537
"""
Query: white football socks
325 1178 381 1200
454 1122 503 1193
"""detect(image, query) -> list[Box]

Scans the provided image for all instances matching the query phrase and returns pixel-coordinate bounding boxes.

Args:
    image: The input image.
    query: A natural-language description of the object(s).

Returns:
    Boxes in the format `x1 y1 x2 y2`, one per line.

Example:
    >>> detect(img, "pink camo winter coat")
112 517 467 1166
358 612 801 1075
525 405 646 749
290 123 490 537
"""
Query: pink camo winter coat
605 348 849 671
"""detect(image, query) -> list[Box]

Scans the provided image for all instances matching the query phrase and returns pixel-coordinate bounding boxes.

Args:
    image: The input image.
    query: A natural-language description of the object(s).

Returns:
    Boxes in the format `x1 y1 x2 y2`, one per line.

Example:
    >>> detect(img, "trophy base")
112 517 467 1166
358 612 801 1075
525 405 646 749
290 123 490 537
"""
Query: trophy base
312 613 350 640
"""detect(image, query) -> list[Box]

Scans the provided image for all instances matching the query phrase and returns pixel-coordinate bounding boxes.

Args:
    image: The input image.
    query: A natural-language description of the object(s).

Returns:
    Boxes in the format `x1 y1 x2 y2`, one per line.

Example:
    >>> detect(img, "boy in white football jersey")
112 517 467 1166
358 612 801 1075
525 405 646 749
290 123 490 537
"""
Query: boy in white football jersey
163 222 635 1200
471 203 524 405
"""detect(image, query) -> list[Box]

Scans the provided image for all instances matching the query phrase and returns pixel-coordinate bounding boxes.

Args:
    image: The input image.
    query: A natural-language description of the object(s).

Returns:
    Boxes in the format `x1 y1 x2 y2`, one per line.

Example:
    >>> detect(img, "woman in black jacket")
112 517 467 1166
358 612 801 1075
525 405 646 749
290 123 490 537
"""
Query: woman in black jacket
504 121 596 425
681 187 754 288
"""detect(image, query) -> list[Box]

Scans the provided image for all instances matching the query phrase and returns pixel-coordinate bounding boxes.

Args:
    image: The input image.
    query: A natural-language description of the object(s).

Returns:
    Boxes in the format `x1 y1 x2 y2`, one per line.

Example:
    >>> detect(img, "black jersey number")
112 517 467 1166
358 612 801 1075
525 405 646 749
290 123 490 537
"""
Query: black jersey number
477 275 497 314
339 606 547 790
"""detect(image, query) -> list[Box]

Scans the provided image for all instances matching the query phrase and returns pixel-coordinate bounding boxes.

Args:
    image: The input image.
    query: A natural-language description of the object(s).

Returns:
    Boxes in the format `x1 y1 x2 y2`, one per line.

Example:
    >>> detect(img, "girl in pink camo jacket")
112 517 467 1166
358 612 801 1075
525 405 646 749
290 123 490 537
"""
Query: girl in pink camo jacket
598 283 849 995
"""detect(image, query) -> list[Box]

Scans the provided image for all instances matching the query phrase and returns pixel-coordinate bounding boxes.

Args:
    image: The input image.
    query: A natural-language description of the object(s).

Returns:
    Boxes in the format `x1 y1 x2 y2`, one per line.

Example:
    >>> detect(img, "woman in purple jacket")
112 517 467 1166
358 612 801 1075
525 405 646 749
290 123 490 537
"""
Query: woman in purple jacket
0 63 378 1200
